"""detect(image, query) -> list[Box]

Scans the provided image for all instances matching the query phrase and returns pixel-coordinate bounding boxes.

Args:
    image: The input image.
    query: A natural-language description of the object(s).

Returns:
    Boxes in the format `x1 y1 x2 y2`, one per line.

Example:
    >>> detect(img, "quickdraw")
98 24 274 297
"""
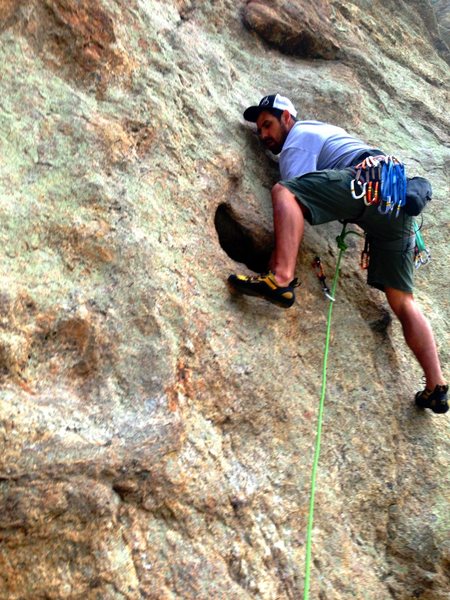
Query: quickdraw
360 236 370 270
351 155 406 216
312 256 335 301
413 220 431 268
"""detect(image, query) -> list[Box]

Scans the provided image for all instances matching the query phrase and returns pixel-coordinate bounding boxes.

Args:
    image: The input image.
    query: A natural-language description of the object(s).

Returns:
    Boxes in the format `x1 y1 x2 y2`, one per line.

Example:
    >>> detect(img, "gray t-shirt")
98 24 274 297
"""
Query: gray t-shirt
279 121 379 180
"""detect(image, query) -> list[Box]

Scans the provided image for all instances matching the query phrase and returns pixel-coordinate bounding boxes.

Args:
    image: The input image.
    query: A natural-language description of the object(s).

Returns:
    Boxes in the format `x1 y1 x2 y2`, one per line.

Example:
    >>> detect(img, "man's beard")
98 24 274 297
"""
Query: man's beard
263 139 282 154
263 123 288 154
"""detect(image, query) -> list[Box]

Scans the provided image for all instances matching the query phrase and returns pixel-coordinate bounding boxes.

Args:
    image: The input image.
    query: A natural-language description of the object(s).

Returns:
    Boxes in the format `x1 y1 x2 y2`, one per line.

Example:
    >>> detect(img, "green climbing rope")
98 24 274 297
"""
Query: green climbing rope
303 224 362 599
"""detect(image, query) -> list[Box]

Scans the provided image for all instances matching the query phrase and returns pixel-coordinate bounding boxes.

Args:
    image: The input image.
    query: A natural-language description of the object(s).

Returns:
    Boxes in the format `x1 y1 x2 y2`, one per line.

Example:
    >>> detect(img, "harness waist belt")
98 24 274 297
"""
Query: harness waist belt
368 235 415 252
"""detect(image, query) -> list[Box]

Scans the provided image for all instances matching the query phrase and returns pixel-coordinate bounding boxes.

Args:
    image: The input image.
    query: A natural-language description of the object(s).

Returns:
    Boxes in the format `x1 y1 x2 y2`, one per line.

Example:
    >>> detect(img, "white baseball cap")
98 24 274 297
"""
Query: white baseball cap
243 94 298 122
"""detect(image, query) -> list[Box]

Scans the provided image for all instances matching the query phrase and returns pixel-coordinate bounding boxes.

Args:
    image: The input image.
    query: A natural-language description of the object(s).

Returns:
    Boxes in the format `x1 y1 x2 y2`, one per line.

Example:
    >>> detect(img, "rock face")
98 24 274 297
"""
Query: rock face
432 0 450 48
0 1 449 599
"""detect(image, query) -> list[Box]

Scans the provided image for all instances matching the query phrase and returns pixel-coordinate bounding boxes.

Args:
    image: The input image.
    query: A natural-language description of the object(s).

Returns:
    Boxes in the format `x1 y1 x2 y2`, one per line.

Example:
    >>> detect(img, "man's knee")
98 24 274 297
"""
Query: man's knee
271 183 310 219
271 182 293 201
385 287 416 319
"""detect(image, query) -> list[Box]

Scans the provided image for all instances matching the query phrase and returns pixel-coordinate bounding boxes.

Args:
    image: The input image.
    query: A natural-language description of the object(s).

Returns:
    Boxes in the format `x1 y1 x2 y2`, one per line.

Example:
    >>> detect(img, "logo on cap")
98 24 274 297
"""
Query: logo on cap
260 96 271 106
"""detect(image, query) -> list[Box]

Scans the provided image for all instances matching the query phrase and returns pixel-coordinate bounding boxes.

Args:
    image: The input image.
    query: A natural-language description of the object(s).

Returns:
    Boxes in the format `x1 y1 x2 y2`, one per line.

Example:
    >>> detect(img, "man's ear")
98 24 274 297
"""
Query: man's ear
282 110 291 125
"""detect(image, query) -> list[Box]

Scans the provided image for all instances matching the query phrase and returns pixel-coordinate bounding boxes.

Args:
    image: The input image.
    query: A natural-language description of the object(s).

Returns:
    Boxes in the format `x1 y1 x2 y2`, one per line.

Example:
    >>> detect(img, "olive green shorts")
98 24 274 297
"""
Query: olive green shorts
279 169 415 293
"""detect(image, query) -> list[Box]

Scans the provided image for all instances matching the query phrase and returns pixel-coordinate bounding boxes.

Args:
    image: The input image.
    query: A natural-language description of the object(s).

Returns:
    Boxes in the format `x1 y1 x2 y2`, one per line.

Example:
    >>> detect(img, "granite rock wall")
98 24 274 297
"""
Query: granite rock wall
0 1 449 598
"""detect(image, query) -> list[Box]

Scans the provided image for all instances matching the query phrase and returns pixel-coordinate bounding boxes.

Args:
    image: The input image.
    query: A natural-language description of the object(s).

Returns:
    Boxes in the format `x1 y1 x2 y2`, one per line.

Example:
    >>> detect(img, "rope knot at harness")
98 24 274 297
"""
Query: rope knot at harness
336 234 348 252
336 227 364 252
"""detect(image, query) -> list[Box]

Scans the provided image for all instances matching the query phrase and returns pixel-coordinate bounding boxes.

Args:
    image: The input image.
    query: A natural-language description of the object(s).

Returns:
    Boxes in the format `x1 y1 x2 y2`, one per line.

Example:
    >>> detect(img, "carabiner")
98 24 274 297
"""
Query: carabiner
378 197 393 215
351 179 367 200
414 249 431 269
420 249 431 266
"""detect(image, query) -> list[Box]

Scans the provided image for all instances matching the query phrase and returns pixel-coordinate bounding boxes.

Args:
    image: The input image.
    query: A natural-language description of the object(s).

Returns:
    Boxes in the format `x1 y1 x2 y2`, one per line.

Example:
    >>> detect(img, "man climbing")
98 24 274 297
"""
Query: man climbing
228 94 448 414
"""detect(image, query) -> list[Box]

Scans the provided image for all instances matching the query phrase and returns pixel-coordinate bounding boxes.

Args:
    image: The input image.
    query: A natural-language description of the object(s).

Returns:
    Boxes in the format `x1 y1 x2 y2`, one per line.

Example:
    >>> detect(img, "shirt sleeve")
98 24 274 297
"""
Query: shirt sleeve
279 147 318 180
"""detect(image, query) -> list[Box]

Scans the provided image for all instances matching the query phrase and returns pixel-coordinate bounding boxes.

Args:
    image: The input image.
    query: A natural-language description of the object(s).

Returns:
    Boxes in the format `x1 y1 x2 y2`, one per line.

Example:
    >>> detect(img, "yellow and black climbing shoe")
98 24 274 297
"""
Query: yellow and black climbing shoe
227 271 298 309
415 384 449 414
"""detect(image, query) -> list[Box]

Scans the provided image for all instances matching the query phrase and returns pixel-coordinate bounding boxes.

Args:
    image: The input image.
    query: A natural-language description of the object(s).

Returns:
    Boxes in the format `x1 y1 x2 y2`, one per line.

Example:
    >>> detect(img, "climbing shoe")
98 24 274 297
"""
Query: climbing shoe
415 384 449 414
227 271 298 309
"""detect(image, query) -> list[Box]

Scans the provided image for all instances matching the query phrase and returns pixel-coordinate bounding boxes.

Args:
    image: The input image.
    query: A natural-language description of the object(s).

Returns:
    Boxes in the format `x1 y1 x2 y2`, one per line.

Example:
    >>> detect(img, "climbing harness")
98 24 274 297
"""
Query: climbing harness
352 156 432 217
312 256 335 301
303 224 363 600
358 220 431 272
351 155 407 217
